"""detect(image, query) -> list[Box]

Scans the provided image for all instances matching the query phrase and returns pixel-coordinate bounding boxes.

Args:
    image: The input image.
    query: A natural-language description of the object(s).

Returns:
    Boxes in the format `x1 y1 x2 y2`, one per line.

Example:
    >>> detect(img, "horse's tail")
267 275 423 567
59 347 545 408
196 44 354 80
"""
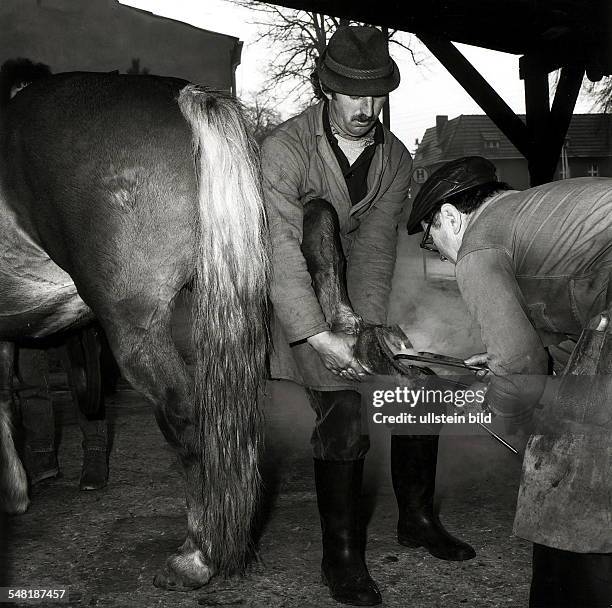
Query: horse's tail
178 86 270 575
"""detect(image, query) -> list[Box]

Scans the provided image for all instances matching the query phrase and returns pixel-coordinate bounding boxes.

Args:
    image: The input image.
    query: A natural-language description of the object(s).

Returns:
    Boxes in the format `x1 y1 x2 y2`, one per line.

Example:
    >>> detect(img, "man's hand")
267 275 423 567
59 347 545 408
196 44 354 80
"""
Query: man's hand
307 330 370 381
464 352 490 378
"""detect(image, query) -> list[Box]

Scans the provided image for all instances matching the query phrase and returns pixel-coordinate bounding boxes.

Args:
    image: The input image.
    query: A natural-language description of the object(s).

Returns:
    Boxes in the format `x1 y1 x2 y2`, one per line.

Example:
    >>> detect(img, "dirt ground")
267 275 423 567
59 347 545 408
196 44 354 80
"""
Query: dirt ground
0 233 533 607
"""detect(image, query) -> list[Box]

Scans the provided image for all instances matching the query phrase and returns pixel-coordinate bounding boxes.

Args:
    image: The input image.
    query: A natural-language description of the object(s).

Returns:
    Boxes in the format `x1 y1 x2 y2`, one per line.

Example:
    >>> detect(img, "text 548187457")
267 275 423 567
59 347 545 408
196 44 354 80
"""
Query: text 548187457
0 588 69 603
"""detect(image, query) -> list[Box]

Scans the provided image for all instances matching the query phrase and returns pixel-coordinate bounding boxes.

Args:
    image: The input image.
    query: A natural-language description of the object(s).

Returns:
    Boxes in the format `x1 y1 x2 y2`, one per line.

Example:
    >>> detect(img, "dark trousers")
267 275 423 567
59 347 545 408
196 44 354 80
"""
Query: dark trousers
530 543 612 607
18 347 107 454
306 389 369 461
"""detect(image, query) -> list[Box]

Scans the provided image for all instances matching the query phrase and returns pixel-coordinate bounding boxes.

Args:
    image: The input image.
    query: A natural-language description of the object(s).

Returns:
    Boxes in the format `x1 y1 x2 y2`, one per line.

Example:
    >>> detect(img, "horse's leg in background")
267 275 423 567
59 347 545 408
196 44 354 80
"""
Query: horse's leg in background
0 342 29 514
301 198 362 334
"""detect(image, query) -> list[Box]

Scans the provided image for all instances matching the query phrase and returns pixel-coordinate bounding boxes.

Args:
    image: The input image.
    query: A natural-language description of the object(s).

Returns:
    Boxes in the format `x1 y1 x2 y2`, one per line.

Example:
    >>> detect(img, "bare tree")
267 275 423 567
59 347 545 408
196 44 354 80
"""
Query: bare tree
242 92 282 143
126 58 150 75
230 1 420 106
584 76 612 113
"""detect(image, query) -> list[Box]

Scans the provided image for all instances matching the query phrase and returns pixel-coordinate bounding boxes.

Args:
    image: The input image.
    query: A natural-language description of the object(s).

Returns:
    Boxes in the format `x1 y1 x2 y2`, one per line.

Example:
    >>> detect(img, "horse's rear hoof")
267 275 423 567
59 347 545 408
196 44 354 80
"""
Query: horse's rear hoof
1 468 31 515
153 550 214 591
2 493 30 515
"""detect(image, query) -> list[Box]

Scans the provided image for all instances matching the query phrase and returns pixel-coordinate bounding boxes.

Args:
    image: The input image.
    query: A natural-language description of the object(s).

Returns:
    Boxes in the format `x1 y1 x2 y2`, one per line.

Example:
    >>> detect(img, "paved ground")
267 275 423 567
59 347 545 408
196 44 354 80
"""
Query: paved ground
1 233 534 607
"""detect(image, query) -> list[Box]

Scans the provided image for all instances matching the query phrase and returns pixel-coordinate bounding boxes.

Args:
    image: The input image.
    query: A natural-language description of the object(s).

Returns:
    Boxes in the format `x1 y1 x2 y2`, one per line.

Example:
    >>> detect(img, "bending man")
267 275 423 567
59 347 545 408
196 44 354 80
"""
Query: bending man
406 156 612 607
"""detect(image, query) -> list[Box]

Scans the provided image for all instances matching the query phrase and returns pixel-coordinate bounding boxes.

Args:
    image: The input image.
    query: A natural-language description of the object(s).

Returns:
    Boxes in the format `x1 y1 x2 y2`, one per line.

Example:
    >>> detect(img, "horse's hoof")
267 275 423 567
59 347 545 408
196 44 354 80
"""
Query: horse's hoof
1 467 31 515
2 492 30 515
153 550 214 591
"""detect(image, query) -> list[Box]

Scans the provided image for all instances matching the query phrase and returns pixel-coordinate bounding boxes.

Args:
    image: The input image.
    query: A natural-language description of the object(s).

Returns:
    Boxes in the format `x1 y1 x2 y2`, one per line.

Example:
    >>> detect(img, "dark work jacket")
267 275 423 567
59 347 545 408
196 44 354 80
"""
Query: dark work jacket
455 177 612 552
261 102 412 390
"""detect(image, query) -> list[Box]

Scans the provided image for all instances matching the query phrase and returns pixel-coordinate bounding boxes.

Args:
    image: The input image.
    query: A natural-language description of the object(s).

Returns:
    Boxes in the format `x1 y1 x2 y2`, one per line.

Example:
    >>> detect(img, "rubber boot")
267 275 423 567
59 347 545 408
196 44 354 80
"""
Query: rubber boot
391 435 475 561
314 459 382 606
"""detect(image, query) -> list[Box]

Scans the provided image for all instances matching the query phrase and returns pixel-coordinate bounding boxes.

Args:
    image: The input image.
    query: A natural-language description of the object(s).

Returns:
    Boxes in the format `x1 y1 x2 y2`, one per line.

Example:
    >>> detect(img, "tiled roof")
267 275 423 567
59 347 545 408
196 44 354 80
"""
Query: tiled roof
414 114 612 166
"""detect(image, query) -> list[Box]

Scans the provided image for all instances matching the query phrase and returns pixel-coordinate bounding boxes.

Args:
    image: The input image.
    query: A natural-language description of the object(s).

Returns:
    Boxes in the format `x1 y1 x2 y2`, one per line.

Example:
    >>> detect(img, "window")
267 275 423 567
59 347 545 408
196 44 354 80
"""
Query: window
484 140 500 150
588 162 599 177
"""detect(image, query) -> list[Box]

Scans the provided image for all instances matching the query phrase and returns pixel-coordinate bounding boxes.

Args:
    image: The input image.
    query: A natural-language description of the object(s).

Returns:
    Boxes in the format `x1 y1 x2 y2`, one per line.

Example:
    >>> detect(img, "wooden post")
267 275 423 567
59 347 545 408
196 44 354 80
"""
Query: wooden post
520 55 584 185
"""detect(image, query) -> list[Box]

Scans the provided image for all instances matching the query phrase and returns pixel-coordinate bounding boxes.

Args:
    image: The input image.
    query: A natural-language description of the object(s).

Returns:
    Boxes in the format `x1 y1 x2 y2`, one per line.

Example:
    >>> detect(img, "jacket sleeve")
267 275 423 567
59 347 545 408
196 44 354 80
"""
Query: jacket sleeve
346 145 412 325
261 134 329 343
456 248 549 415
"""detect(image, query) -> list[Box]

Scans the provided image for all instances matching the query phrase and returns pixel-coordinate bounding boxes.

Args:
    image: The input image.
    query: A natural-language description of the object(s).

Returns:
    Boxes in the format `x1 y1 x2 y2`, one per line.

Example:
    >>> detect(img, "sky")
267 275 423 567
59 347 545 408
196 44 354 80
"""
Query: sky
121 0 596 153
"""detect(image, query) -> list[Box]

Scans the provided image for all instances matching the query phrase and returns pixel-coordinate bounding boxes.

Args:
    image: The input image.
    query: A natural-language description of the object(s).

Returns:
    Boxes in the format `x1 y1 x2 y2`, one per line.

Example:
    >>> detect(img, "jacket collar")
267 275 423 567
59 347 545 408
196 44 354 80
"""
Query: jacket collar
311 101 390 218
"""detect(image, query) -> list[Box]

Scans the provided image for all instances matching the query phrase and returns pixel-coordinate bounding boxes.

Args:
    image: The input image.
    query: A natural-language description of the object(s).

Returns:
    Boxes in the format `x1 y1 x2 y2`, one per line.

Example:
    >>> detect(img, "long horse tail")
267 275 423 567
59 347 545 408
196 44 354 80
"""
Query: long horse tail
178 86 270 575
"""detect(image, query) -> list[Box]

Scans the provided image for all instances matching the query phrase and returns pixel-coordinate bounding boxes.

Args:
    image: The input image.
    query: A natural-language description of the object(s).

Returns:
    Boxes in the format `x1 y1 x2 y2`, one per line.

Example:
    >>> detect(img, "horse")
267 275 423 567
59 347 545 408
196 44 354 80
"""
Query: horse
0 71 270 590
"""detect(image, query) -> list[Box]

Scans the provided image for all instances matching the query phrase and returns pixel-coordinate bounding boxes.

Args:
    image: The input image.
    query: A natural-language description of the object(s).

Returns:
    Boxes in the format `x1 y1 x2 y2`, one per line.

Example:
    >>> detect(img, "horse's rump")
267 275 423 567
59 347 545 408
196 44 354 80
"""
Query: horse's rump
0 73 198 336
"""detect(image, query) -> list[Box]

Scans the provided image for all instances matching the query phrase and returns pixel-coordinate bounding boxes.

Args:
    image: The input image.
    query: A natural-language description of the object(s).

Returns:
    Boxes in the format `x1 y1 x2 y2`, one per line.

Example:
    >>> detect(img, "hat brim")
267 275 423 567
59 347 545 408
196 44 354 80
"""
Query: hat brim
318 60 400 97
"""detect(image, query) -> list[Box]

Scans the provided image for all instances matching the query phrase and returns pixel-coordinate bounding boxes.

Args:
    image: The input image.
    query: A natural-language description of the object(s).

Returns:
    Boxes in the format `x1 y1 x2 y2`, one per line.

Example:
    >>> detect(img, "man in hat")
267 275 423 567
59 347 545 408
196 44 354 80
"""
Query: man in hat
261 26 474 607
406 156 612 607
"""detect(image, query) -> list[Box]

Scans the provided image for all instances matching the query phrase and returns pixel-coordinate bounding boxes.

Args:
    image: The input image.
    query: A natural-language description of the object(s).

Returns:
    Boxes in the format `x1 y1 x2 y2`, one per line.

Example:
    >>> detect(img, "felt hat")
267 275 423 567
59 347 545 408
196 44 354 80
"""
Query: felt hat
317 26 400 96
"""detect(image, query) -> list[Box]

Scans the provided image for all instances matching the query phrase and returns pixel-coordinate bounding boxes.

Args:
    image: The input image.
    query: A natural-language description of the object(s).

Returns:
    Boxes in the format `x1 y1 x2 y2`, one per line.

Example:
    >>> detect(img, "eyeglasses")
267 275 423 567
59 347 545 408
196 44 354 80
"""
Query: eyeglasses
419 219 439 254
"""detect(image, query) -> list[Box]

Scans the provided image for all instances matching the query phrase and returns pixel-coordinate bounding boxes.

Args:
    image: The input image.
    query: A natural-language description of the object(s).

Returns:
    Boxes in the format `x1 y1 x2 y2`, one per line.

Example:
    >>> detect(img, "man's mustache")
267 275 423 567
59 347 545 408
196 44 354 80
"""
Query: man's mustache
352 114 373 122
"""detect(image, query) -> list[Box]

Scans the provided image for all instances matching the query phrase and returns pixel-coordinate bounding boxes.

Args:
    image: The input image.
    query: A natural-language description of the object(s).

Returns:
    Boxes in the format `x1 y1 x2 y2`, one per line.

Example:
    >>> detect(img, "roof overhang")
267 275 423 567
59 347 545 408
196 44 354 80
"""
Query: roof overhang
257 0 612 78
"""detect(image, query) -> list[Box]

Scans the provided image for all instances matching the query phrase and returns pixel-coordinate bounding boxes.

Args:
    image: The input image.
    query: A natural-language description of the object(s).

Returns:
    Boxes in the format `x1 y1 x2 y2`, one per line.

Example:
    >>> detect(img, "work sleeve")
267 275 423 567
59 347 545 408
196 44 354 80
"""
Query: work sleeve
347 147 412 325
261 135 329 343
456 248 549 418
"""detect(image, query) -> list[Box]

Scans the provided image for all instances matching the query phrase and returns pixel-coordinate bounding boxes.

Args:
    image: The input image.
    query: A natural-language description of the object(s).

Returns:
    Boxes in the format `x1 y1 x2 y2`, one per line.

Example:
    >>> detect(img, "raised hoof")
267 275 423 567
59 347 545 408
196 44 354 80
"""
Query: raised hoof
153 550 214 591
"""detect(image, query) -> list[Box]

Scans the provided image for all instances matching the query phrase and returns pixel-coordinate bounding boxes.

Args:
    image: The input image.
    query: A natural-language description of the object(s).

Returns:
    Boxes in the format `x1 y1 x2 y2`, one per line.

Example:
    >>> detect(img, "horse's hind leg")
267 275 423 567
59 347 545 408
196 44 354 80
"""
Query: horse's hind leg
0 342 29 515
99 309 213 590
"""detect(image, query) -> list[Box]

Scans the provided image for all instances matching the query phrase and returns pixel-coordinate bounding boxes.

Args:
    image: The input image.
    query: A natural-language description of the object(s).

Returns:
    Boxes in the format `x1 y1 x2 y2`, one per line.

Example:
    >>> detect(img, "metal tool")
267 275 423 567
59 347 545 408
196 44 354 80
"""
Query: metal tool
379 329 487 372
394 351 488 373
477 422 520 455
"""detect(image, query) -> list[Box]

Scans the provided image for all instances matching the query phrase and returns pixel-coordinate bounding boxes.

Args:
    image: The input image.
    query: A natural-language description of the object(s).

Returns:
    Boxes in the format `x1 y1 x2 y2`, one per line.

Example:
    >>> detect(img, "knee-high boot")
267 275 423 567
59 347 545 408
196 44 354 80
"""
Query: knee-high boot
314 459 381 606
391 435 475 561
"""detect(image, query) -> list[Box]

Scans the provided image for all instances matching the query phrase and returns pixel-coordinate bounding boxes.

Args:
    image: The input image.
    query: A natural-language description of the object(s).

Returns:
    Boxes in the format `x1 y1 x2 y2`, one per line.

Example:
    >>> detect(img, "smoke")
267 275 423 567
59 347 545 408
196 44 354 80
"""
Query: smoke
389 231 485 361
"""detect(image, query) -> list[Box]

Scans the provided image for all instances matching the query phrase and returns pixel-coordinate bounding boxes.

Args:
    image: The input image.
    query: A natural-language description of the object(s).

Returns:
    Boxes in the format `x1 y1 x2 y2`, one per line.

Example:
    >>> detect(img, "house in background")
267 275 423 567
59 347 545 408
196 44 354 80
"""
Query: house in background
1 0 242 93
412 113 612 196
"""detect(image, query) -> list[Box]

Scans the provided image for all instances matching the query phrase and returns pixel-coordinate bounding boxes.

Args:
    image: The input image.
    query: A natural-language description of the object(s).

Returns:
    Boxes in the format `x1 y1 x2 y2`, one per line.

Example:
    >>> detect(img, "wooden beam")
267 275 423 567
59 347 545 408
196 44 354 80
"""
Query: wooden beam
418 34 530 158
547 64 585 176
521 55 551 185
520 56 584 185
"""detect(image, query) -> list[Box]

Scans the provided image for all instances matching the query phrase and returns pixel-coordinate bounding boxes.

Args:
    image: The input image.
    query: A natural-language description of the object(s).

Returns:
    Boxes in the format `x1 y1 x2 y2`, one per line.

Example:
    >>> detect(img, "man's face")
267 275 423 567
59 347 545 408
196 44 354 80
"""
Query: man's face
326 92 386 139
421 204 465 264
428 219 455 263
